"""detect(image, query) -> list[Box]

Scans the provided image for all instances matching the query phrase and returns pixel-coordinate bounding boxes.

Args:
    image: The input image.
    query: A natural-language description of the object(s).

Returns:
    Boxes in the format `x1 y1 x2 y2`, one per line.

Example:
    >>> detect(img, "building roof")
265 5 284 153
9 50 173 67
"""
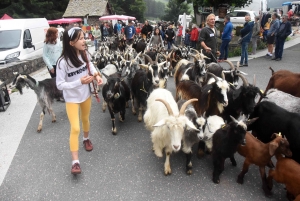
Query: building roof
63 0 112 17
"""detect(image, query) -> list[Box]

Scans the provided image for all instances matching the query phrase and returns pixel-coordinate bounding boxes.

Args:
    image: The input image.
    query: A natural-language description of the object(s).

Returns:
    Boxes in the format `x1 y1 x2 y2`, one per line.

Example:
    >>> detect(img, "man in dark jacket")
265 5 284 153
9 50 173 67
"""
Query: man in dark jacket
165 23 175 50
199 14 219 63
141 20 153 40
239 14 254 67
272 15 292 61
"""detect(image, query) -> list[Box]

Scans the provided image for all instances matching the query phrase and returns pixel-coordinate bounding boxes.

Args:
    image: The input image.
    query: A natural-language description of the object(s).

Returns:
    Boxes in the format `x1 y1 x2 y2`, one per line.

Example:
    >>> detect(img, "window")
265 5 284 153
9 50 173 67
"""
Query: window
229 12 238 17
23 29 33 49
237 12 248 17
0 30 21 50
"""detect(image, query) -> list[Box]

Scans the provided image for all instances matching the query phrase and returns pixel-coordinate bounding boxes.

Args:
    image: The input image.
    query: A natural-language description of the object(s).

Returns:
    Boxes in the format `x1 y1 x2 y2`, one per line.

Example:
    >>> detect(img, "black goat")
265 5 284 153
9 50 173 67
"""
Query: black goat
102 73 130 135
248 101 300 163
221 73 264 123
131 54 166 122
212 116 258 184
132 38 147 54
11 73 63 132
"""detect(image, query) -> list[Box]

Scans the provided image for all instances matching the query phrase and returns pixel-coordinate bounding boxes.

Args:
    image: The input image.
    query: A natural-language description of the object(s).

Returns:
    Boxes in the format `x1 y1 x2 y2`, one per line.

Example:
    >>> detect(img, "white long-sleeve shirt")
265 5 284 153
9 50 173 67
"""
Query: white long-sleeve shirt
56 55 98 103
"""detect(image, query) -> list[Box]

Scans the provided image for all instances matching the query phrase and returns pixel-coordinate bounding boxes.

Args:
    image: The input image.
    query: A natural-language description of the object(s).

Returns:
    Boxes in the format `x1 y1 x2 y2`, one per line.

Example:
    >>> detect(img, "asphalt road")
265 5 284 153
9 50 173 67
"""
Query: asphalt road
0 44 299 201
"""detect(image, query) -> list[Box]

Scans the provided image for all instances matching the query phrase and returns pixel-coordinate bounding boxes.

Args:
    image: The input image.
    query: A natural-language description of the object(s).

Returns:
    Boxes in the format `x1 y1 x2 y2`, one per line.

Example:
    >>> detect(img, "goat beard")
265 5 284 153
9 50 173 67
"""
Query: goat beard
16 84 23 95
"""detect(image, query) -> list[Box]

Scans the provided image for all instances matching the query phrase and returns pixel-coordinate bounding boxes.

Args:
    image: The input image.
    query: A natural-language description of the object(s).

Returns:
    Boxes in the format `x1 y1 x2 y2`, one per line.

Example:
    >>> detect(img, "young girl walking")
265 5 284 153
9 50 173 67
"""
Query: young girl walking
56 27 103 175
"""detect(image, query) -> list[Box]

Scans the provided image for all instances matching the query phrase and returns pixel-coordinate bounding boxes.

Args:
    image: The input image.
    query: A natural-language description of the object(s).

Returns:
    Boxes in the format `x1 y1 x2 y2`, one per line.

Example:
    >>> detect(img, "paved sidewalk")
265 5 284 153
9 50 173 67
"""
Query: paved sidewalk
228 35 300 62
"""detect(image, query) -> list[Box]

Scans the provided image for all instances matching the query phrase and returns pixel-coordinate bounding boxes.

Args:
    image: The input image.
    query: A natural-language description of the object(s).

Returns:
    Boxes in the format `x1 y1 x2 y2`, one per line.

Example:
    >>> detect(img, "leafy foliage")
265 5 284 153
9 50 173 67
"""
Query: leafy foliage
162 0 191 23
109 0 146 21
0 0 69 19
144 0 165 19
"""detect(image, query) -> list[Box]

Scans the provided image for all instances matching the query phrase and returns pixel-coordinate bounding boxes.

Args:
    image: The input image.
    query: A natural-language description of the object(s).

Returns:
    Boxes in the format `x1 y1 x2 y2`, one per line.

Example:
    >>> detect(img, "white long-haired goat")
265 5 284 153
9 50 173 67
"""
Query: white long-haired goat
143 88 199 175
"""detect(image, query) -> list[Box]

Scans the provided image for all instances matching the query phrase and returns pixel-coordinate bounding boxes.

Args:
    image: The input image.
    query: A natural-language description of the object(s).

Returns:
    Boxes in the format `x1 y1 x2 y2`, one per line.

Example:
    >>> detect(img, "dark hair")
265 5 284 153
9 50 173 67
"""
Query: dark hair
225 15 230 21
154 27 161 35
57 28 89 68
273 12 279 19
44 27 58 44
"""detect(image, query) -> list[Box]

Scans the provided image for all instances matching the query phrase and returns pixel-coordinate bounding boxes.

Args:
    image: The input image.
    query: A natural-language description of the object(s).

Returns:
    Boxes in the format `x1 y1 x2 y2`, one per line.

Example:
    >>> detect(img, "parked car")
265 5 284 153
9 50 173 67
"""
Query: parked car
215 10 257 28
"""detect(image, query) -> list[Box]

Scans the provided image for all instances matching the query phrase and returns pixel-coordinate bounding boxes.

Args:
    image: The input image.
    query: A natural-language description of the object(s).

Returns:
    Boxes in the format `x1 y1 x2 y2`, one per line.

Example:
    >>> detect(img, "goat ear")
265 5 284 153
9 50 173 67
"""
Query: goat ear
185 119 200 132
153 119 166 127
269 142 279 156
245 117 259 126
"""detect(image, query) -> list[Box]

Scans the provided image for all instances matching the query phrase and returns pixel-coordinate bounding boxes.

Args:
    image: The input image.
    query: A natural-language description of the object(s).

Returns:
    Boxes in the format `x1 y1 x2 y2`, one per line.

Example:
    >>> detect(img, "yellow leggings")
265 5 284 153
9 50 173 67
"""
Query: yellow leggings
66 97 91 152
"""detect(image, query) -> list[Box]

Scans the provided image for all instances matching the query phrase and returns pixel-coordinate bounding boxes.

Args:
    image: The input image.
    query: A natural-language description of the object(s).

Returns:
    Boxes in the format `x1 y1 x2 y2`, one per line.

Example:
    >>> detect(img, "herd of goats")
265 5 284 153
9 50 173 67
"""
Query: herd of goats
10 35 300 200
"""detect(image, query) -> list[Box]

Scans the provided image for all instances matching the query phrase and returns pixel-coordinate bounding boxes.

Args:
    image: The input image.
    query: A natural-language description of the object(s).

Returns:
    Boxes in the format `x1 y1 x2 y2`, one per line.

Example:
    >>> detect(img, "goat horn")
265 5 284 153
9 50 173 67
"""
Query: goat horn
253 74 256 86
223 60 235 70
179 98 198 116
237 73 249 87
155 98 174 116
190 54 198 62
190 48 200 55
143 54 153 65
221 71 225 80
139 64 149 70
229 115 239 124
206 72 220 82
155 53 159 63
236 61 240 70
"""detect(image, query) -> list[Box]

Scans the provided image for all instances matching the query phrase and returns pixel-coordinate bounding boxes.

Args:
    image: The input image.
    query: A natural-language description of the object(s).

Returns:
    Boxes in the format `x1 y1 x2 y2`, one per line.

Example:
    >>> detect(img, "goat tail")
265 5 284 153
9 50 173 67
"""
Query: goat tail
269 67 275 75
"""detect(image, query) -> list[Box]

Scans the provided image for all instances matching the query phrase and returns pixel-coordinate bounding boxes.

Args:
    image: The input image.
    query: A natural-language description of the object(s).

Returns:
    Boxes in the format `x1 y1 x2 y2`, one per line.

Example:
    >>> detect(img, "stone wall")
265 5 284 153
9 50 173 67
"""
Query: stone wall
0 56 46 84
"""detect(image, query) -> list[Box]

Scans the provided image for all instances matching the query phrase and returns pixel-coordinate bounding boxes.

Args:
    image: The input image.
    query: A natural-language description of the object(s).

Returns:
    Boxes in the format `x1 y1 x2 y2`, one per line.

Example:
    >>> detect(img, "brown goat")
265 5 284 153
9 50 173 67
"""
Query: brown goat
267 153 300 201
259 68 300 102
237 133 292 196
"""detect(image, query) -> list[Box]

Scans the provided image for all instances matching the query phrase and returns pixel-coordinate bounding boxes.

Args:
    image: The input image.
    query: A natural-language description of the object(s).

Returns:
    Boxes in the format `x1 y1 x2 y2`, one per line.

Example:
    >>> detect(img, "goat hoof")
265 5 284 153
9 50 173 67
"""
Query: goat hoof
52 120 56 123
213 178 220 184
37 129 42 133
138 116 143 122
186 169 193 175
164 169 172 176
197 149 205 158
237 177 244 184
112 128 117 135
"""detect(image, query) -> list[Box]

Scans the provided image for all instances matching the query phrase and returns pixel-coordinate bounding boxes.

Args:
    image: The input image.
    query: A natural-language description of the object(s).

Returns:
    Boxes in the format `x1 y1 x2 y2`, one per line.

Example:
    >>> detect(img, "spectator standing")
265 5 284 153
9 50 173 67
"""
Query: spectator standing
124 20 136 45
184 28 191 47
141 20 153 40
218 15 233 61
288 9 294 19
239 14 254 67
165 23 175 50
190 24 199 48
113 22 118 35
272 15 292 61
199 14 219 63
266 13 280 57
176 22 183 46
102 22 109 40
136 23 142 36
43 27 62 78
92 25 101 51
251 16 261 55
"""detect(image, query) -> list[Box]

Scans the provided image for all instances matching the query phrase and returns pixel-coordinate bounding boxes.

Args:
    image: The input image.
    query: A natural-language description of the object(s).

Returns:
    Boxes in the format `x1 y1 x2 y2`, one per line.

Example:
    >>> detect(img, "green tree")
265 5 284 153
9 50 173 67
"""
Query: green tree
0 0 69 19
109 0 146 21
145 0 165 19
162 0 191 23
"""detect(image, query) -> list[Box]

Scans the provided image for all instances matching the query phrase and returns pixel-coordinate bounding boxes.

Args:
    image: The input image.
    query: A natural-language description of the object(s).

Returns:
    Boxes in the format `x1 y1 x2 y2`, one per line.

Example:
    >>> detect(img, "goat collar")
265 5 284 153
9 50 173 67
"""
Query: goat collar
139 82 148 96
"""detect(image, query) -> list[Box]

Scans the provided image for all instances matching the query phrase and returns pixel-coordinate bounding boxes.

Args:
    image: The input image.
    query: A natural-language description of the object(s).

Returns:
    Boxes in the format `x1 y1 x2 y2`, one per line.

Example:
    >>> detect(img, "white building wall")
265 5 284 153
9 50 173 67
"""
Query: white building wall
236 0 268 14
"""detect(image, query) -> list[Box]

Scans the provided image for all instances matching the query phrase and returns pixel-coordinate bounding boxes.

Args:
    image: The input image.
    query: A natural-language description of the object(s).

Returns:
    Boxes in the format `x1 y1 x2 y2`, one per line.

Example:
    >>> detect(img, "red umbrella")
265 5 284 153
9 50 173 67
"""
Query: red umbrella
0 14 13 20
48 18 82 25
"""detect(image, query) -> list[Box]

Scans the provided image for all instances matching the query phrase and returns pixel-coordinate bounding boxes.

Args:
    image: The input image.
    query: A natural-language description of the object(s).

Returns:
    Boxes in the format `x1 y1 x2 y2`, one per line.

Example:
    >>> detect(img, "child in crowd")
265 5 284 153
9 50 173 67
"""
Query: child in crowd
184 28 191 47
56 27 103 175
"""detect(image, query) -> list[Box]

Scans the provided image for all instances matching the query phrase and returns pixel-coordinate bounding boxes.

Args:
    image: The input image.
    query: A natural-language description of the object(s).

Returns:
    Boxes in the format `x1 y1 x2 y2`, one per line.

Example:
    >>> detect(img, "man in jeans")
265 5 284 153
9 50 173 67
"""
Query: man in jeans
239 14 254 67
272 15 292 61
92 25 101 51
218 15 233 62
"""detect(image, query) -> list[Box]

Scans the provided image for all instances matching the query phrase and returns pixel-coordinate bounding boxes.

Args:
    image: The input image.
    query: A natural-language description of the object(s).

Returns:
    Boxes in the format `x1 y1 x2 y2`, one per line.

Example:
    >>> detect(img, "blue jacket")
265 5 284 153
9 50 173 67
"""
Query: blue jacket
240 21 254 43
267 18 280 36
222 21 233 40
184 33 191 46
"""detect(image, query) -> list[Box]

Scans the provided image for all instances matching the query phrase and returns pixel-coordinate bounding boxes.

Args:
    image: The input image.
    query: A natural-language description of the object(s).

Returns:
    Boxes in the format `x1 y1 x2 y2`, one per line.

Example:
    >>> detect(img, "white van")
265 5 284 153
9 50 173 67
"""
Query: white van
0 18 49 64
